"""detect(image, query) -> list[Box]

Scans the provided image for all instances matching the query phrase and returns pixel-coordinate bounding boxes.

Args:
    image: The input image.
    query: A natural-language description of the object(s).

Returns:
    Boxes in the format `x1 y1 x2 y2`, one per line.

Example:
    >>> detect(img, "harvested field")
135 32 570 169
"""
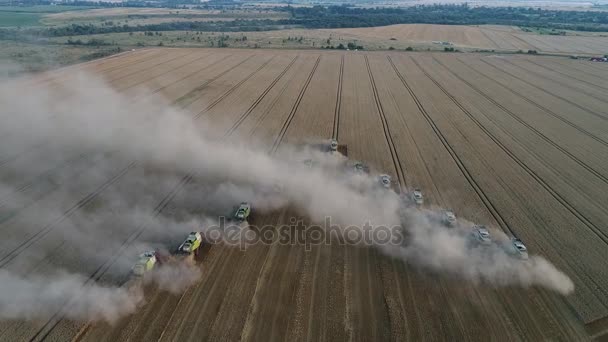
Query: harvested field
315 24 608 54
0 48 607 341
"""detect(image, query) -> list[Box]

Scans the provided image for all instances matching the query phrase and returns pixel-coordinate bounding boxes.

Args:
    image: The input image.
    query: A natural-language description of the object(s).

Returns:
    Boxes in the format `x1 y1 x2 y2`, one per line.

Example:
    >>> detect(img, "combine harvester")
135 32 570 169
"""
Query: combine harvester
233 202 251 222
177 231 204 260
132 251 159 277
328 139 348 156
129 231 204 281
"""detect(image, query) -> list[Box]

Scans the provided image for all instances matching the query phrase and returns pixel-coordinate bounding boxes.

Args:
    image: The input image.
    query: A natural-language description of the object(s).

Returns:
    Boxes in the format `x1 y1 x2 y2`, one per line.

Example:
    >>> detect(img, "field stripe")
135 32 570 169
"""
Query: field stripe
454 56 608 149
480 59 608 121
365 55 406 192
413 56 608 250
502 59 608 102
41 52 293 342
0 161 136 269
332 55 344 140
388 56 514 236
432 57 608 185
523 58 608 91
271 55 321 154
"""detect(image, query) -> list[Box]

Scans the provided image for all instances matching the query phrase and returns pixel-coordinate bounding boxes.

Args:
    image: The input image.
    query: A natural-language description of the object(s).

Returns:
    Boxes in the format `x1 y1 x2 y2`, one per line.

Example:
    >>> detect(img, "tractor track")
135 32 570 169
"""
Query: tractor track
548 59 608 82
407 56 608 301
192 55 276 120
25 49 160 88
226 55 299 136
245 56 313 140
149 55 300 342
501 59 608 103
42 54 291 342
332 55 344 140
365 55 406 192
523 59 608 92
106 50 193 84
30 172 193 342
112 52 211 92
454 57 608 149
138 53 230 100
388 56 514 236
271 55 321 154
395 55 600 338
173 54 256 107
479 59 608 121
412 56 608 249
432 57 608 187
0 153 96 230
0 161 137 268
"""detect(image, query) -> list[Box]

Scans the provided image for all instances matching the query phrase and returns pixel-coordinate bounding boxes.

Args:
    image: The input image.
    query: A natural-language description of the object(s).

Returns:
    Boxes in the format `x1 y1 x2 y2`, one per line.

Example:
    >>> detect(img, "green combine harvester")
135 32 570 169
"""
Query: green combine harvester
234 202 251 221
178 232 203 256
132 251 157 276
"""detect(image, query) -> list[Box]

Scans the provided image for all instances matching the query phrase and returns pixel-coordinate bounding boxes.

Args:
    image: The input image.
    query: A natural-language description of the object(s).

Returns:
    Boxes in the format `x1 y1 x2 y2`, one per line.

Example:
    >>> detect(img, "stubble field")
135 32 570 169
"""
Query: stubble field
1 48 608 341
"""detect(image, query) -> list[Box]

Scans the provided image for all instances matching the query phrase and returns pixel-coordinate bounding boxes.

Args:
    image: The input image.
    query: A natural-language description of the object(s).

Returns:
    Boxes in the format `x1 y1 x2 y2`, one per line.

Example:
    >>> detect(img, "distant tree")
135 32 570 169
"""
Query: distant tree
388 46 395 50
337 43 345 49
405 46 413 51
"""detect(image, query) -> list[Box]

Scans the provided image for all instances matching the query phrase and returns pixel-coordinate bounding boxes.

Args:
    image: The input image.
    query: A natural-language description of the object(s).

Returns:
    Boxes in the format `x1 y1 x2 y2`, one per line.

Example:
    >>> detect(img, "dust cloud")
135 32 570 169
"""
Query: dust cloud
0 66 573 323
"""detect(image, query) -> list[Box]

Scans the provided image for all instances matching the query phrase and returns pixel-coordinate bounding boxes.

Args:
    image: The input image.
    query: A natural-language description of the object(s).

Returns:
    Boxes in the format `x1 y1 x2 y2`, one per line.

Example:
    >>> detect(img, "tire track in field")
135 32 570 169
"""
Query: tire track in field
271 55 321 154
374 54 471 340
388 56 515 235
27 54 278 341
145 55 299 341
104 50 193 84
0 153 95 229
501 58 608 102
332 55 344 140
226 55 299 136
523 59 608 91
191 55 277 120
28 49 161 88
364 55 406 192
0 161 136 269
454 57 608 149
544 58 608 84
113 51 211 92
432 57 608 186
480 58 608 121
391 55 572 339
406 57 608 308
31 172 193 342
138 53 230 100
1 55 263 285
412 57 608 249
173 54 256 107
69 53 298 342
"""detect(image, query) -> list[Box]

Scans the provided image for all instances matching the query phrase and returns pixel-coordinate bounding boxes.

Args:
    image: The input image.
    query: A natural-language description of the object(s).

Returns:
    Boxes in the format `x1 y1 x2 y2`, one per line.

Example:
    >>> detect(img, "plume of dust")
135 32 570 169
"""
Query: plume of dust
0 270 143 323
381 206 574 295
0 66 574 324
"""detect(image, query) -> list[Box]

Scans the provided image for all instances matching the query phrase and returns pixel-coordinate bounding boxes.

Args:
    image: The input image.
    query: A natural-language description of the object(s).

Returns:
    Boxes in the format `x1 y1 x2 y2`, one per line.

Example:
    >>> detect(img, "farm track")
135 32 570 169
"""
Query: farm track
0 49 604 341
